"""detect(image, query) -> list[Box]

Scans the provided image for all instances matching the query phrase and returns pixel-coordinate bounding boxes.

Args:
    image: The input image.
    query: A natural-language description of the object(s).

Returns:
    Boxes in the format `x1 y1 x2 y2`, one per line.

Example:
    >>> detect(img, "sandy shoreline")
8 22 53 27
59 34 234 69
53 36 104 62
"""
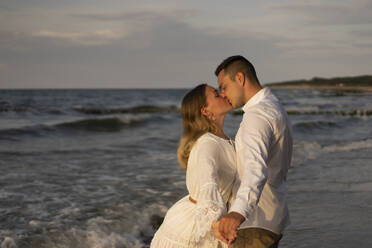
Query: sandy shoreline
267 84 372 92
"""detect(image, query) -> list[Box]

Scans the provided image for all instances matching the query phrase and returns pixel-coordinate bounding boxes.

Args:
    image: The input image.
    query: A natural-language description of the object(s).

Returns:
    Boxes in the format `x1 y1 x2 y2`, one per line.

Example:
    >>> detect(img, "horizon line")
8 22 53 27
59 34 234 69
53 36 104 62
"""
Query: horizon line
2 74 370 90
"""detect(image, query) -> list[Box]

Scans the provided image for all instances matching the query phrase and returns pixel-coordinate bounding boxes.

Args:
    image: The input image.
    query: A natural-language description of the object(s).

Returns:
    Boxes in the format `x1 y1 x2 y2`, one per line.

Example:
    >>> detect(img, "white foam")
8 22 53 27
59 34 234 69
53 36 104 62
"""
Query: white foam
172 181 185 187
0 237 17 248
1 198 170 247
81 203 168 248
118 114 151 125
87 216 113 227
285 106 319 113
145 188 158 194
29 220 41 228
86 230 143 248
291 141 322 167
136 174 148 181
161 191 172 196
291 138 372 167
59 207 81 217
350 182 372 192
98 175 122 182
323 139 372 152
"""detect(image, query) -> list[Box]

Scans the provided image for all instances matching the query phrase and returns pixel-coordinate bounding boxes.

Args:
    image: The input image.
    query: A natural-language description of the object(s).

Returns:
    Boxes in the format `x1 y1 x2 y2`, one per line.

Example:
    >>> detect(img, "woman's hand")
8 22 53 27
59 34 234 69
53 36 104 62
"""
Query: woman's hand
212 221 230 244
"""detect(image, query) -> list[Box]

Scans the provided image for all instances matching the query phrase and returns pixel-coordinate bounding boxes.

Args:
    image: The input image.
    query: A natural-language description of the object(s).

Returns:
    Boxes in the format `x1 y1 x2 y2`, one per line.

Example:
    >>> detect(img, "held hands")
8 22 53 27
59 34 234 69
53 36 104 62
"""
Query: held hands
213 212 245 245
211 221 230 244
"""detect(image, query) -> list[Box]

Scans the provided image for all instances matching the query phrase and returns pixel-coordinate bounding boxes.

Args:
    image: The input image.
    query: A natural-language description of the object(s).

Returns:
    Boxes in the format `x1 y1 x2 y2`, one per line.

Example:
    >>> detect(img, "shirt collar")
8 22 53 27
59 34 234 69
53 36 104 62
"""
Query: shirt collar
242 87 271 112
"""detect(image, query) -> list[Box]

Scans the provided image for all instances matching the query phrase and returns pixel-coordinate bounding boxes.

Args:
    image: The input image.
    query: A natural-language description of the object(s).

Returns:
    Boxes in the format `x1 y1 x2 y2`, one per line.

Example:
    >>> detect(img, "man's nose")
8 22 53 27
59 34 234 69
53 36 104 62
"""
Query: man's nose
219 93 227 98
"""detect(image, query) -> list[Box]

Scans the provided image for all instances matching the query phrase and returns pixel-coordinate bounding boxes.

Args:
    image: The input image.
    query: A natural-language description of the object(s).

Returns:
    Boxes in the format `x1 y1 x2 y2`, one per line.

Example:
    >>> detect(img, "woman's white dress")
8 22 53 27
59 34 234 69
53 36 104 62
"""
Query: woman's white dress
151 132 236 248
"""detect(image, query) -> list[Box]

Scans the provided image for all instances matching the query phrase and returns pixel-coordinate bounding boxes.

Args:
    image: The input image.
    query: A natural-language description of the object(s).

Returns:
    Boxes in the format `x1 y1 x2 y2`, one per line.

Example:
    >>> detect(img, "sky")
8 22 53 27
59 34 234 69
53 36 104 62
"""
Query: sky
0 0 371 88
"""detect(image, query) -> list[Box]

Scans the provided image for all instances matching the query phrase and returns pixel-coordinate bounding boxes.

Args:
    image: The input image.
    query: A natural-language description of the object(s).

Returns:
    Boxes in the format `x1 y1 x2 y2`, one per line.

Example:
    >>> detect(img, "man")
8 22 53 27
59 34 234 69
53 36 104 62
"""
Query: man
213 55 293 247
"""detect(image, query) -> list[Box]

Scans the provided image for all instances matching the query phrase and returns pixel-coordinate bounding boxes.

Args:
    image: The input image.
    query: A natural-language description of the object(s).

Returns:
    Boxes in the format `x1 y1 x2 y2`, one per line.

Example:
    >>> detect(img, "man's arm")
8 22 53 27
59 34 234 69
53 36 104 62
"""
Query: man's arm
219 113 272 242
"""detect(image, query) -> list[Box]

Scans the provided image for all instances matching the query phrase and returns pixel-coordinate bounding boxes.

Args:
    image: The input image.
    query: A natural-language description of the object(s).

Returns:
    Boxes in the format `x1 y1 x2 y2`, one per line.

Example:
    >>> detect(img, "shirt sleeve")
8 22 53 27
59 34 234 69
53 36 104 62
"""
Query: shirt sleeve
229 112 272 220
193 137 227 244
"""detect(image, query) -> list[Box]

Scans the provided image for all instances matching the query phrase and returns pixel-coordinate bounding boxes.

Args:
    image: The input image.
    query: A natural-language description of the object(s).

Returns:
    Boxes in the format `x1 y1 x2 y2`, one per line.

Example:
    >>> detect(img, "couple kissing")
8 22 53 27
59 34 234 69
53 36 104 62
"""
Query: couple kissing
151 55 293 248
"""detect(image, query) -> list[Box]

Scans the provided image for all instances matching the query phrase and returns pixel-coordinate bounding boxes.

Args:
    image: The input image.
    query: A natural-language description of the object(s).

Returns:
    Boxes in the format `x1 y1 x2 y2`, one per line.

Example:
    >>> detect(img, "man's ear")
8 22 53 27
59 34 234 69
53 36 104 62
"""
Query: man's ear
235 72 245 87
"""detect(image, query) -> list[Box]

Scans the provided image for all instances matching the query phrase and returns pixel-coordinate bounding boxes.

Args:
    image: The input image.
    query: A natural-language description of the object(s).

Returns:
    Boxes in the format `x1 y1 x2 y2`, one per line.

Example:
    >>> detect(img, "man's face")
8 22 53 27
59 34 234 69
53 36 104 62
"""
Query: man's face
217 70 245 109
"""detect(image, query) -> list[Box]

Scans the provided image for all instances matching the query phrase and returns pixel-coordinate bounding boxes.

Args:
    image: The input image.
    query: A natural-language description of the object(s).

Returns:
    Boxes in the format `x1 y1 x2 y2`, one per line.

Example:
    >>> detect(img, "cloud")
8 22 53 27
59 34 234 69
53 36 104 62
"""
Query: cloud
67 9 201 38
69 8 199 22
14 9 283 55
268 0 372 26
0 63 7 71
31 29 125 46
0 5 12 11
350 29 372 38
1 3 372 88
245 0 372 59
0 9 286 87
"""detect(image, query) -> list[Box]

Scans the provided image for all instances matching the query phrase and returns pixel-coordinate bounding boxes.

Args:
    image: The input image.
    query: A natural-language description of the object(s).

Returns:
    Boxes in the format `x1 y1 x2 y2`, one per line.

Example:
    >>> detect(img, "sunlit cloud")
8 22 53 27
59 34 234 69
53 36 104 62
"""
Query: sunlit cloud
31 29 125 46
69 8 199 21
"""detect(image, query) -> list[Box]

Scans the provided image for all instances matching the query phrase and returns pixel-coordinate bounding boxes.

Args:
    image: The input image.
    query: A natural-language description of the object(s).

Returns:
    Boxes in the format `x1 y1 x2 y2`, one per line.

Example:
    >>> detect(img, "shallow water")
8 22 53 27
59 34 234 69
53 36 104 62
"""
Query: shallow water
0 88 371 247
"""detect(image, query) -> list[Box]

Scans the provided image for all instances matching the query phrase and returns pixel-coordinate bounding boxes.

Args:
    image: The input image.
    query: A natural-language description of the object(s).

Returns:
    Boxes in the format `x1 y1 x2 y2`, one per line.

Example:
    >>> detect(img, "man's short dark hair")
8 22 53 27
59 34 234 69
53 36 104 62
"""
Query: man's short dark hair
215 55 260 85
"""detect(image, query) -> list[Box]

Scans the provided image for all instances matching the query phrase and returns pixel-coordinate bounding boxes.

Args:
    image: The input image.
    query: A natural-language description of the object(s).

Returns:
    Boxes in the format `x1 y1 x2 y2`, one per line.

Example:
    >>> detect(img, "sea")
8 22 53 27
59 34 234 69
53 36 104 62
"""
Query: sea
0 87 371 248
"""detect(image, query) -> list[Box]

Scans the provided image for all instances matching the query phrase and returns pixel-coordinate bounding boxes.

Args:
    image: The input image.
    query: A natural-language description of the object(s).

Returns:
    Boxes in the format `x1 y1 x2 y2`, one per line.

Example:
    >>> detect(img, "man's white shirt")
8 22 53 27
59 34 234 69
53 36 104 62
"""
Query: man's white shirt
229 87 293 234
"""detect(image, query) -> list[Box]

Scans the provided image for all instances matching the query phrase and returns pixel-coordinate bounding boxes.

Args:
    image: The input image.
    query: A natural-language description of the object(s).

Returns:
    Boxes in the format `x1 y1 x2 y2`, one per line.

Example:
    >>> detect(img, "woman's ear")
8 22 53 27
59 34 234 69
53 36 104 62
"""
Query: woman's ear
201 107 208 118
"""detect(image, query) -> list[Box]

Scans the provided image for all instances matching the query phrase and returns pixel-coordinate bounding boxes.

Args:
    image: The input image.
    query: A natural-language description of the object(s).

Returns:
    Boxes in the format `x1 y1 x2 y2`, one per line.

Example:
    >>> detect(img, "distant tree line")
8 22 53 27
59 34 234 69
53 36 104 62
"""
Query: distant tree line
267 75 372 87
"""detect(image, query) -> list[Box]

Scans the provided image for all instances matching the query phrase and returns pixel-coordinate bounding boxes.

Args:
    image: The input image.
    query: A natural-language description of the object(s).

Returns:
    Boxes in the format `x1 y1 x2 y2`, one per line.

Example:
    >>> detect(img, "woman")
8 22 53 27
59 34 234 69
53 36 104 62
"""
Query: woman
150 84 237 247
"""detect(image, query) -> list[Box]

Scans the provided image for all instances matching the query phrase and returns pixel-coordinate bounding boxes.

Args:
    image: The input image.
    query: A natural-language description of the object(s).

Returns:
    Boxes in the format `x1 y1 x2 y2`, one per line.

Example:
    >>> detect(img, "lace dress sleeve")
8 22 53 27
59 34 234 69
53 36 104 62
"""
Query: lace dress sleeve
193 137 227 245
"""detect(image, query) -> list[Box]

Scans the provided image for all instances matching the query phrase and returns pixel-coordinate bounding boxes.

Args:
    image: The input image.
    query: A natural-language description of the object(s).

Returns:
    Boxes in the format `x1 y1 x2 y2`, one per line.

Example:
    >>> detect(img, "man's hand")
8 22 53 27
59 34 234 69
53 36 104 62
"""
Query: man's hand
218 212 245 244
211 221 230 244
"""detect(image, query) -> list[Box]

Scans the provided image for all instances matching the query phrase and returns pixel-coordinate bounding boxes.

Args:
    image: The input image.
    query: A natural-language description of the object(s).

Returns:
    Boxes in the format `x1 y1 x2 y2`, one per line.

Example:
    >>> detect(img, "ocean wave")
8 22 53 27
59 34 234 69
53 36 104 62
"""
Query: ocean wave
46 109 66 115
0 124 53 138
323 138 372 152
55 116 149 132
287 109 372 116
293 121 341 131
0 116 151 138
0 151 43 156
232 109 372 116
0 106 66 115
0 237 17 248
291 141 322 167
73 105 180 115
0 106 28 113
1 203 167 248
291 138 372 168
0 100 32 113
0 100 65 115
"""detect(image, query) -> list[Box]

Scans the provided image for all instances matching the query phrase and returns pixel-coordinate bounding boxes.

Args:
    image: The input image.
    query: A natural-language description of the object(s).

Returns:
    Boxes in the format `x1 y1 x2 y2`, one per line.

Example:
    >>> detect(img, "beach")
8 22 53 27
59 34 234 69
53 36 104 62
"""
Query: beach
1 88 372 248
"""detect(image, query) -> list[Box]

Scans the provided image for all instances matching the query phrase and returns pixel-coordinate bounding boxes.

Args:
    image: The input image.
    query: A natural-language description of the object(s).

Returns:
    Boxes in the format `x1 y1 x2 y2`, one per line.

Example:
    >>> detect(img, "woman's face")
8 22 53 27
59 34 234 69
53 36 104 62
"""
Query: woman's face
203 85 232 118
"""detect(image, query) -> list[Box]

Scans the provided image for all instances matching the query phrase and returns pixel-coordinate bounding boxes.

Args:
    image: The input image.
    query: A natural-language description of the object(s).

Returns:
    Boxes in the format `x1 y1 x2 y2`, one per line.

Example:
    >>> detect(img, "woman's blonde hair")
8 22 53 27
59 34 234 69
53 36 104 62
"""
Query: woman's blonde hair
177 84 217 170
